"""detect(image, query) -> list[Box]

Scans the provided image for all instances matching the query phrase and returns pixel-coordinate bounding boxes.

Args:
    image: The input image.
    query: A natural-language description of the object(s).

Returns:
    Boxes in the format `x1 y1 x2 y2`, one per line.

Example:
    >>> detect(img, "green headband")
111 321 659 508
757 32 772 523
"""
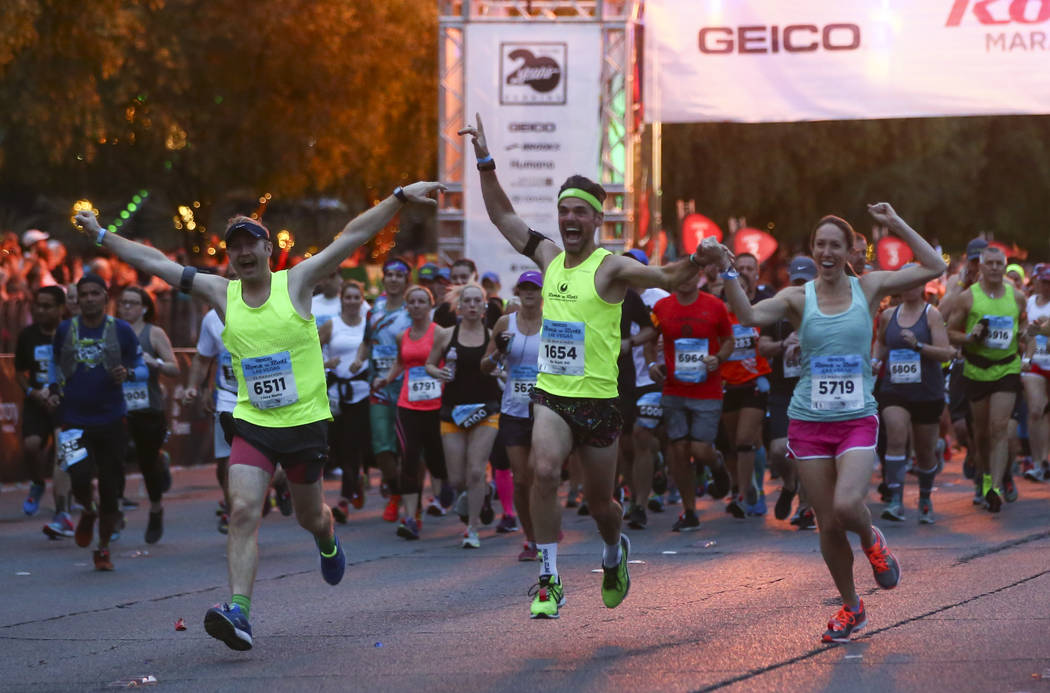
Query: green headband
558 188 603 214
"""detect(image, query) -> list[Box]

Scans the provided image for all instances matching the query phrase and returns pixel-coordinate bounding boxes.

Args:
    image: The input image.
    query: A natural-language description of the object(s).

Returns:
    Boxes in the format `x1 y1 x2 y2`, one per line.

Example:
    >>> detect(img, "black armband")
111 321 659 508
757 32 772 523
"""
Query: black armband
522 229 548 260
179 266 197 295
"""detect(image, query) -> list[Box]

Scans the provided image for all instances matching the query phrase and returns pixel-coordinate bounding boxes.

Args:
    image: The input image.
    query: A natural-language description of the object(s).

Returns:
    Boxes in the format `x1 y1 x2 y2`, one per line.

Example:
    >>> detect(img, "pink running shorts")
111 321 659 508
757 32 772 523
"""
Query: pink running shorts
786 414 879 460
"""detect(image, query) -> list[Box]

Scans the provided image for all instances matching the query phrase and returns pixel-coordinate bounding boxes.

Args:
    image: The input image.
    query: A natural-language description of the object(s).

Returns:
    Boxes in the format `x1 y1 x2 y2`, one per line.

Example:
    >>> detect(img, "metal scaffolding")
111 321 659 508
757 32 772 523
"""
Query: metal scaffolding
437 0 641 257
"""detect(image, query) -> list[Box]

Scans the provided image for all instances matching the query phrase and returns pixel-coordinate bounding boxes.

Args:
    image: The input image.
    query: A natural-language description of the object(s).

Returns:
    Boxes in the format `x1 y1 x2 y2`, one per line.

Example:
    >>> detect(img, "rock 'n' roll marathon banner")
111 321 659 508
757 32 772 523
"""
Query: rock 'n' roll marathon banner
645 0 1050 123
464 23 603 283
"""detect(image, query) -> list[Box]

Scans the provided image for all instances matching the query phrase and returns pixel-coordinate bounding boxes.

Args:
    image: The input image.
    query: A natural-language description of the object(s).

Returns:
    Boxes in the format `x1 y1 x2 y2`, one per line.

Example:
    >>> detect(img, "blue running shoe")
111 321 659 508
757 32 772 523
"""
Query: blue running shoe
204 603 253 651
320 535 346 585
23 482 45 516
746 491 768 517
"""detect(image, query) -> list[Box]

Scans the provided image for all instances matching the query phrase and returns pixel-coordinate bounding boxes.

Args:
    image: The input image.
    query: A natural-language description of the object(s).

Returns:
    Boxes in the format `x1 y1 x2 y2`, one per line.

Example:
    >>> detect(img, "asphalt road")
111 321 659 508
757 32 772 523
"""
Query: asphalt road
2 453 1049 693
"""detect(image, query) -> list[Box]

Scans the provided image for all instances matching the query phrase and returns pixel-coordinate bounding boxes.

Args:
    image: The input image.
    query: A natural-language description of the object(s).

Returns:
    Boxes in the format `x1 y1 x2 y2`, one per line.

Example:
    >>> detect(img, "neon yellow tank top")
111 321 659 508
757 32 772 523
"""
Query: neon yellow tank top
963 282 1021 382
536 248 621 399
223 270 332 427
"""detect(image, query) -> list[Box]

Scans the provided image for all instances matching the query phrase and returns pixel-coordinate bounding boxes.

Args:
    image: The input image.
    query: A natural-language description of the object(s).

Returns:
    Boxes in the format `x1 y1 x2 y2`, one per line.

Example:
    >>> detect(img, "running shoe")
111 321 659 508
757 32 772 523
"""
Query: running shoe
331 500 350 524
496 515 519 533
774 487 796 521
217 513 229 534
652 468 668 495
275 483 293 516
863 526 901 589
725 497 746 519
529 574 565 619
23 482 45 516
110 530 121 543
822 600 866 643
876 481 893 503
320 535 346 585
918 497 935 525
601 535 631 608
215 499 227 517
425 497 446 517
144 509 163 544
1022 459 1042 482
1002 475 1018 503
565 488 582 509
350 491 365 510
746 491 767 517
396 516 421 540
793 507 816 530
43 512 75 539
708 458 731 499
204 603 253 651
666 486 682 506
972 481 985 506
518 543 539 561
985 487 1003 513
671 511 700 532
881 491 905 522
962 453 975 480
75 509 97 548
647 494 665 513
93 548 114 572
461 527 480 549
627 504 647 530
577 501 590 517
438 483 456 510
480 483 495 525
382 495 400 523
120 498 139 511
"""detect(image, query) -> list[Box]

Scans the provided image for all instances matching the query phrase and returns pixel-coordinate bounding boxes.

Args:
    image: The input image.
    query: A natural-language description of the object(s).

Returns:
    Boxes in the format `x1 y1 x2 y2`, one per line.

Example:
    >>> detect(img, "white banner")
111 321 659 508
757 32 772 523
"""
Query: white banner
464 23 603 285
645 0 1050 123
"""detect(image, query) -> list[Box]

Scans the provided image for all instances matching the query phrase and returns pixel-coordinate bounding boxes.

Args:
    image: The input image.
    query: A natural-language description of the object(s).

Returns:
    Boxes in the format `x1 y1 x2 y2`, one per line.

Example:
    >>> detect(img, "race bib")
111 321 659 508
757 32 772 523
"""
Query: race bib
636 391 663 429
57 428 88 470
507 364 537 408
538 320 585 376
33 344 53 385
984 315 1013 350
242 351 299 409
782 353 802 379
1033 335 1050 369
729 324 758 362
407 366 441 402
673 338 708 383
811 354 864 411
451 403 488 429
372 344 397 373
123 380 150 411
217 352 237 392
888 349 921 384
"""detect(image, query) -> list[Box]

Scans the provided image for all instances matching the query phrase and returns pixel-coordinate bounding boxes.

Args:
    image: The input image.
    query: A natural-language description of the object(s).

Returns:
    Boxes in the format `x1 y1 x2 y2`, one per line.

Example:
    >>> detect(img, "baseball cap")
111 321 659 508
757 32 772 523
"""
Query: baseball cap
788 256 818 283
418 262 440 281
224 219 270 242
1034 263 1050 281
481 271 501 285
22 229 48 247
623 248 649 265
516 270 543 288
966 238 988 261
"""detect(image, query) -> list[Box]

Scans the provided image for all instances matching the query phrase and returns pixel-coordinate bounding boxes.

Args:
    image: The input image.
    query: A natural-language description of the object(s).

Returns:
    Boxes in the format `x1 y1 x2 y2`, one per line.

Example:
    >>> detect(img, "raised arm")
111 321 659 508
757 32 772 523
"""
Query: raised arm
860 203 947 301
459 113 561 270
74 210 228 312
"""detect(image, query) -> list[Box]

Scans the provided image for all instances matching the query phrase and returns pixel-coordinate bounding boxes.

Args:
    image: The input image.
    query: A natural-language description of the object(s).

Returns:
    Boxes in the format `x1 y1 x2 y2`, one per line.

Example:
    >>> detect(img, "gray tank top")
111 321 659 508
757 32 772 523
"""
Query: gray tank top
881 304 942 401
137 323 165 412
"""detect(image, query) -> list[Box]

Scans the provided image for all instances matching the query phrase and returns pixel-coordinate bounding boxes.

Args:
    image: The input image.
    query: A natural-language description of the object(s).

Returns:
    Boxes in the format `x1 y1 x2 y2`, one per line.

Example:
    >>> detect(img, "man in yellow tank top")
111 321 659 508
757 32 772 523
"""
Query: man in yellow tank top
73 181 443 650
461 114 704 619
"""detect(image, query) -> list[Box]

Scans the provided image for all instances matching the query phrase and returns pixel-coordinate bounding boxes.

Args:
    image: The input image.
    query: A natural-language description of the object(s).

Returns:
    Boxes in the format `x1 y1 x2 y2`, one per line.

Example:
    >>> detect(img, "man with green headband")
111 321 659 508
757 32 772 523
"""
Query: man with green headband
460 114 706 619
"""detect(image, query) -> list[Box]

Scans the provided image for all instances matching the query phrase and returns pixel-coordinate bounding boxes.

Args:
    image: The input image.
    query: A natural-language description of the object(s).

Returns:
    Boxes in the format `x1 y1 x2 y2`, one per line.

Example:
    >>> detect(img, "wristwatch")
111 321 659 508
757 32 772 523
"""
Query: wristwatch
914 341 925 352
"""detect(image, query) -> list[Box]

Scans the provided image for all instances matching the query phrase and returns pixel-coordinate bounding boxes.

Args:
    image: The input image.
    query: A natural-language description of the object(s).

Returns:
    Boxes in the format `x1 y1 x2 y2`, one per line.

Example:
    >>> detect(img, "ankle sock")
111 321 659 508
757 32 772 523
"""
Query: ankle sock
538 542 558 579
316 534 337 556
917 468 936 495
231 594 251 618
602 540 622 568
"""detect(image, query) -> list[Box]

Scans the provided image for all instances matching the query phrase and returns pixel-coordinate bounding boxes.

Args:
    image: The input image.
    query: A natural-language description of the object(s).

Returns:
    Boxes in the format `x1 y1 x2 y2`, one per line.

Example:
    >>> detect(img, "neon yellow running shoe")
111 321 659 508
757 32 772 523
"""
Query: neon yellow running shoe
601 534 631 608
529 575 565 619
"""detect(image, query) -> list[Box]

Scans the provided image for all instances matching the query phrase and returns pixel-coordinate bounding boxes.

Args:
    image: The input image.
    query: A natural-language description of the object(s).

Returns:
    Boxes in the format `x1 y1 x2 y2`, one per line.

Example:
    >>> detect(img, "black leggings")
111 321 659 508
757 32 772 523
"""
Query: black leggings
127 410 168 503
396 407 447 496
68 420 127 539
330 398 373 499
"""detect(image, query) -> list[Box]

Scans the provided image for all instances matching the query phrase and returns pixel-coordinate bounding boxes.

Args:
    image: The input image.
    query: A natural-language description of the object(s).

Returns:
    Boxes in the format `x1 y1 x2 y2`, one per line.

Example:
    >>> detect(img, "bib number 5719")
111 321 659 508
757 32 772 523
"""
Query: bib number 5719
817 380 855 395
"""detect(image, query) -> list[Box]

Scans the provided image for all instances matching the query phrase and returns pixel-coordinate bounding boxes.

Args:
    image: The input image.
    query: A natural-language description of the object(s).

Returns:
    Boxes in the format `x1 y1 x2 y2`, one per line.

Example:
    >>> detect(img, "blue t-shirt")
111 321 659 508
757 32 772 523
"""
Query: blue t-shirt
53 316 143 427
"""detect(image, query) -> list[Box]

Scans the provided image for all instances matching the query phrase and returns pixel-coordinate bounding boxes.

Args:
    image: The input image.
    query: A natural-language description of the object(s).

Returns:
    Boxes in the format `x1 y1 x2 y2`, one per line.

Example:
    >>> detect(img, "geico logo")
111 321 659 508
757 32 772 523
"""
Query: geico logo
698 24 861 54
509 122 557 132
947 0 1050 26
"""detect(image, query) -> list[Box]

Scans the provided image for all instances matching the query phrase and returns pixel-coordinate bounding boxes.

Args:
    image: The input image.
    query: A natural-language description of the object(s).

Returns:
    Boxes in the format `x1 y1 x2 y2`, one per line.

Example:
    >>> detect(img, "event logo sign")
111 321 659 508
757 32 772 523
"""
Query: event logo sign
500 44 567 105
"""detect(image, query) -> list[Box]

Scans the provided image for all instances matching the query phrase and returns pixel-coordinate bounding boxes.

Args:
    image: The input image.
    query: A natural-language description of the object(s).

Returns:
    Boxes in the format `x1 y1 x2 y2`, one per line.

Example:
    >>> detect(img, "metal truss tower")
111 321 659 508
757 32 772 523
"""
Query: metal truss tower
437 0 641 257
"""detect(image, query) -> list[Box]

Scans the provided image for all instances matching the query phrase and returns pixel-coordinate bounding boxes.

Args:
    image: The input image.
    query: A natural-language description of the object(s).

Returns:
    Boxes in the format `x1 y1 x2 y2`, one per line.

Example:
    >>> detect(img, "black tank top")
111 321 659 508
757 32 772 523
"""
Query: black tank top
881 303 943 401
442 322 500 406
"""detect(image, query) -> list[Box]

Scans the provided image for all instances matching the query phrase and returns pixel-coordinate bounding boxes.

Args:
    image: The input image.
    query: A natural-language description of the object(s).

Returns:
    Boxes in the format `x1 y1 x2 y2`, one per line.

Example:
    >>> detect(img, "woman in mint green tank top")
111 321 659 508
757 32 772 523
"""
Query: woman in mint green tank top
715 202 946 643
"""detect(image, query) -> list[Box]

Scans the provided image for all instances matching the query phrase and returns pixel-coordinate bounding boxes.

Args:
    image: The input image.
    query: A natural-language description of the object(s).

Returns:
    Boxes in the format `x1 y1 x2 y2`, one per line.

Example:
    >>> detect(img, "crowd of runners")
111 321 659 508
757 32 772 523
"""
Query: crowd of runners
6 114 1050 649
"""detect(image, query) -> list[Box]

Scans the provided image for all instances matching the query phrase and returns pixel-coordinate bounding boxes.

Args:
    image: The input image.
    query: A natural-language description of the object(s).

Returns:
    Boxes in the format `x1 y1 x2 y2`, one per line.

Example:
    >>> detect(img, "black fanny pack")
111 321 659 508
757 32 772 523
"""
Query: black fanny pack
963 349 1017 370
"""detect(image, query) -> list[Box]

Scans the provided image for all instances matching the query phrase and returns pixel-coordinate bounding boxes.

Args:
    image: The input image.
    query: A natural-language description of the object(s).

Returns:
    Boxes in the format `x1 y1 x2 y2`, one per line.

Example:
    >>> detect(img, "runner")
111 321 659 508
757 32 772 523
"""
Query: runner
434 258 503 328
15 286 72 536
646 270 734 532
311 270 344 327
48 274 144 571
873 271 954 523
482 271 543 558
1021 264 1050 480
426 282 501 548
319 280 373 520
946 245 1026 512
461 114 704 618
716 204 944 642
74 180 442 650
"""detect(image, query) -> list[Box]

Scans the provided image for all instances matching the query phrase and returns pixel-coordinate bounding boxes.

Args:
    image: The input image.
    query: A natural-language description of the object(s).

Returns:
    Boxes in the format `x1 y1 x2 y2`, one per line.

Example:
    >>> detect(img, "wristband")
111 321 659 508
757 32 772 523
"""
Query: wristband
179 266 197 295
720 268 739 280
393 186 408 203
689 252 702 267
476 155 496 172
95 228 107 246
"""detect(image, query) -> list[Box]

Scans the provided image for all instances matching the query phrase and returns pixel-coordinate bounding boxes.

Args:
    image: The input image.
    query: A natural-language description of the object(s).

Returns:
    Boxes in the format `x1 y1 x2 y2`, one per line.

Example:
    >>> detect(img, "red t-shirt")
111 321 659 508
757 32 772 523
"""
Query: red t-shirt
719 312 772 385
651 292 732 399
